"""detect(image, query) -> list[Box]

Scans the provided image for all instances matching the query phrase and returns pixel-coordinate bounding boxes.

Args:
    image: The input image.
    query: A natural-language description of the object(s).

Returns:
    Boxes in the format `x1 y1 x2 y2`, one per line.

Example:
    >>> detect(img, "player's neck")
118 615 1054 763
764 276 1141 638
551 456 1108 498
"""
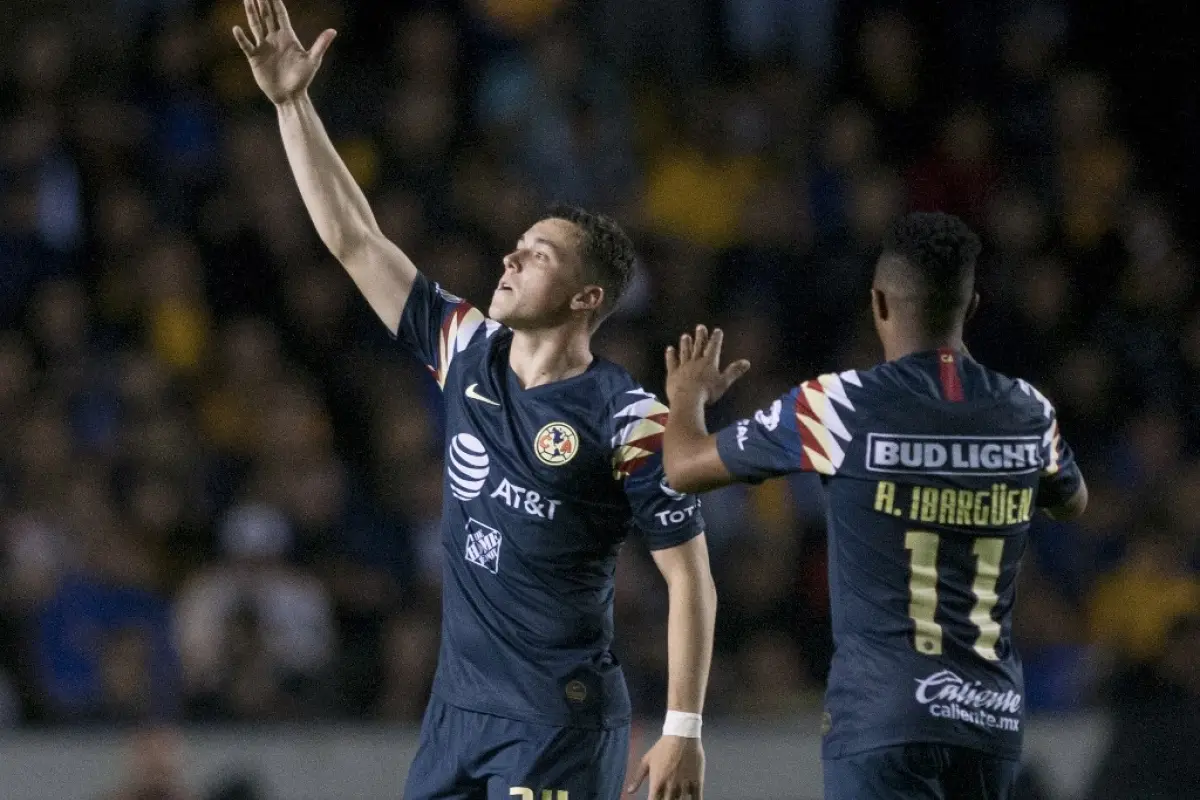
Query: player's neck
883 330 967 362
508 326 594 389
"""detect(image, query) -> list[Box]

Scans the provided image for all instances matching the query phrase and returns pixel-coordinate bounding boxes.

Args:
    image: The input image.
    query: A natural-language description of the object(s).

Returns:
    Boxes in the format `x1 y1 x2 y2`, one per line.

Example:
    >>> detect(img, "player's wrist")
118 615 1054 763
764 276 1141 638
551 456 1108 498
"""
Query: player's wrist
662 709 702 738
669 387 709 418
273 91 312 113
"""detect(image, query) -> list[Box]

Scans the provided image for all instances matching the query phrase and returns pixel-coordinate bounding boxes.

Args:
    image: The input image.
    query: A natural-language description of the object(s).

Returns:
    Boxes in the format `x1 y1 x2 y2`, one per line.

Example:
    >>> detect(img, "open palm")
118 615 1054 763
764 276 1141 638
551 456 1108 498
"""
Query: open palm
665 325 751 407
233 0 336 105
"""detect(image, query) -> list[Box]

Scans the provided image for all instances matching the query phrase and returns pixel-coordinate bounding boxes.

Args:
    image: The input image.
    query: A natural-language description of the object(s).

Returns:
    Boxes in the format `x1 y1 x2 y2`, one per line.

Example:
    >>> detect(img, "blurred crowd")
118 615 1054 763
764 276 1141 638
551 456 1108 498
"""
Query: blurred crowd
1 0 1198 759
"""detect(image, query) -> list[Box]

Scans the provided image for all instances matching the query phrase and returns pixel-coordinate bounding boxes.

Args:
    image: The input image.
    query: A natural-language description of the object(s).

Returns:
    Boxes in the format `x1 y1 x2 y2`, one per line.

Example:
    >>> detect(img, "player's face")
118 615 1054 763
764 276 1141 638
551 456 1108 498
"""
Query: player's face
489 218 599 329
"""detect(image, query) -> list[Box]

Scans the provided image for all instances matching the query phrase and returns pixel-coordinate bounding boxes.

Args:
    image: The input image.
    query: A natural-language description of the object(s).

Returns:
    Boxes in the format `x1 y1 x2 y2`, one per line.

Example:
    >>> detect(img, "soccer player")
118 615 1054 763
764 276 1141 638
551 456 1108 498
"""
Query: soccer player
233 2 715 799
661 211 1088 800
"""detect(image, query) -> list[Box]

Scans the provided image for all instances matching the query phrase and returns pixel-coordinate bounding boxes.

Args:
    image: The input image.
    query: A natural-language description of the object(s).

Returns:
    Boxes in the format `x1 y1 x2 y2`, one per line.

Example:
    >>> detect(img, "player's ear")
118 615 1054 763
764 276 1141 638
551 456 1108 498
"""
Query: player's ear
871 288 889 322
571 284 605 314
964 291 980 323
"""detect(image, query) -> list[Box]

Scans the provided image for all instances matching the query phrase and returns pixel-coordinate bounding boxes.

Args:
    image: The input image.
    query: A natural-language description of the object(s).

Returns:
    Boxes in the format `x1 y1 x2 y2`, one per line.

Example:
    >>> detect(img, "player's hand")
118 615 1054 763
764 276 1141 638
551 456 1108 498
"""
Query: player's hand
665 325 751 407
627 735 705 799
233 0 336 105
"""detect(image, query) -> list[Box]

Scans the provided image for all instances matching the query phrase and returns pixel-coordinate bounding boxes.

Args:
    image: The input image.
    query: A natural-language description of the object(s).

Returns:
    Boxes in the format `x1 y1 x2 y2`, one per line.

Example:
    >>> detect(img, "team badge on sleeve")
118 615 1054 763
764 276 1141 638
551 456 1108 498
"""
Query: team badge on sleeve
535 422 579 466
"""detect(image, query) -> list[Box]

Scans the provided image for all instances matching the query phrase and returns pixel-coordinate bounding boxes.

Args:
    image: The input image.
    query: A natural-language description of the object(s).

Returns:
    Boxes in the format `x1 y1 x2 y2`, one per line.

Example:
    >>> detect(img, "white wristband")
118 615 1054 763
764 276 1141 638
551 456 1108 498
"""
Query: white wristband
662 710 702 738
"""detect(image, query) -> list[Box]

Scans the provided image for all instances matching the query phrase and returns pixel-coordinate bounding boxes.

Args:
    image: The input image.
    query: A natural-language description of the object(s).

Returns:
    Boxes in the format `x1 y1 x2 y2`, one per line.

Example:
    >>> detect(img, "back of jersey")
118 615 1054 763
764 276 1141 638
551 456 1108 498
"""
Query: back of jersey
716 348 1083 760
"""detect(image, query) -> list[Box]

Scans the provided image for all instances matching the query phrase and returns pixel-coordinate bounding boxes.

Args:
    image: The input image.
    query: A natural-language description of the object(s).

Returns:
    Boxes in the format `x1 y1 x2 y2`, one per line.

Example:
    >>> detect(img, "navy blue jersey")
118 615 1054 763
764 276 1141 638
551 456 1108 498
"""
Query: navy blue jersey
715 349 1082 759
396 273 704 730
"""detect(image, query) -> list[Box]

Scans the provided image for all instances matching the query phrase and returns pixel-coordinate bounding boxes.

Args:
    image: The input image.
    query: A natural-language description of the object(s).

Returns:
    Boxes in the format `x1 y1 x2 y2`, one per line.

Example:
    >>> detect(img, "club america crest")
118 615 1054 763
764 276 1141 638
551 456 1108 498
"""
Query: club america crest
534 422 579 466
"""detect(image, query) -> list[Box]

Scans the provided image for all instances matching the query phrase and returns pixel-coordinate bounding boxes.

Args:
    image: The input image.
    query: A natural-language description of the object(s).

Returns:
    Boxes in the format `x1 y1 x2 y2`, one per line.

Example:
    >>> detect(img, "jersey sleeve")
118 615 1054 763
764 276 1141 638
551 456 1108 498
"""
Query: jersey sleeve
611 389 705 550
395 272 499 390
1021 382 1084 508
716 371 862 484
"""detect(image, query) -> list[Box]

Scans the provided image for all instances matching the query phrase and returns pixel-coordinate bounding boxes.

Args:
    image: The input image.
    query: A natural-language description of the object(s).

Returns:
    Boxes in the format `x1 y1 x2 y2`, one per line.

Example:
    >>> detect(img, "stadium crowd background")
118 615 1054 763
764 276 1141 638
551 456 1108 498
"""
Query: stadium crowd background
1 0 1198 797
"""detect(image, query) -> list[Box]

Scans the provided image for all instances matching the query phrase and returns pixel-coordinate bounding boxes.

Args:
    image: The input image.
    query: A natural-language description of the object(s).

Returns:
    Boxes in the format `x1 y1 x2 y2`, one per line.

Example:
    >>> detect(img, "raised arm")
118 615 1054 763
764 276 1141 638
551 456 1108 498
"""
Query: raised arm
234 0 417 333
663 326 750 493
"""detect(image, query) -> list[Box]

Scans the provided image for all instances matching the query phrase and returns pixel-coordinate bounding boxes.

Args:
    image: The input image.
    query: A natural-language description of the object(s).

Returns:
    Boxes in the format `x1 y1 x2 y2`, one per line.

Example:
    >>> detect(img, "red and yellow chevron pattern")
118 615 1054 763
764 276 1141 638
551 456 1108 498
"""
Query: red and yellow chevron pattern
611 390 670 479
436 303 488 388
795 371 860 475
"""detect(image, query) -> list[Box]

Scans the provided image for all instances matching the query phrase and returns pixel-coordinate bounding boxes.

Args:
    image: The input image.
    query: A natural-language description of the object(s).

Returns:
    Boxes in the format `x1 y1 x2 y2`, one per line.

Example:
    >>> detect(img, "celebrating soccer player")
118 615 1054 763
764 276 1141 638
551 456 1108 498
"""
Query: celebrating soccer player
234 2 716 798
662 212 1087 800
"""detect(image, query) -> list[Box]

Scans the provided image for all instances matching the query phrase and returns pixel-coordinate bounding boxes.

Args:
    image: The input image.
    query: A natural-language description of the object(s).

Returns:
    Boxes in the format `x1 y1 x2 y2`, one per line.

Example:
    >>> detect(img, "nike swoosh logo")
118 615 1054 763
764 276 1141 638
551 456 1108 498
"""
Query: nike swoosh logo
465 383 501 406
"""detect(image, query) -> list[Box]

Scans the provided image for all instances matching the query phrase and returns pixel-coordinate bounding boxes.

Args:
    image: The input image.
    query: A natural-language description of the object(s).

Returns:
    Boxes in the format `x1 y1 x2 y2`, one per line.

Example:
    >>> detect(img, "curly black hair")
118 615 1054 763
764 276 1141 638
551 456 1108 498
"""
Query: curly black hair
545 203 636 326
879 211 983 334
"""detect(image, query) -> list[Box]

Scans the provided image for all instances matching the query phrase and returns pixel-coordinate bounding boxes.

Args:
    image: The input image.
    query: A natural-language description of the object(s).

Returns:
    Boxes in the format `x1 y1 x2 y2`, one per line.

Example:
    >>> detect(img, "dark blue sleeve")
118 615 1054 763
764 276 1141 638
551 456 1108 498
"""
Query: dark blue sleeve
395 272 496 390
716 373 860 483
1017 381 1085 508
1036 406 1084 508
612 390 704 550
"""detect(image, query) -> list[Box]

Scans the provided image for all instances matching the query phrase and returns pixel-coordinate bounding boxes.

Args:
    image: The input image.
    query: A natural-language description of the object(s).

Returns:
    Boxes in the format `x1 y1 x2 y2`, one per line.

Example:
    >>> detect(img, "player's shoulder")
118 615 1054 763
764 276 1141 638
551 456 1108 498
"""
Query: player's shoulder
863 354 1052 416
582 358 659 411
796 368 867 398
792 365 872 413
600 363 666 417
587 355 639 389
859 354 942 398
428 278 465 305
956 357 1058 423
439 286 503 342
785 368 868 439
600 365 670 479
1007 374 1058 422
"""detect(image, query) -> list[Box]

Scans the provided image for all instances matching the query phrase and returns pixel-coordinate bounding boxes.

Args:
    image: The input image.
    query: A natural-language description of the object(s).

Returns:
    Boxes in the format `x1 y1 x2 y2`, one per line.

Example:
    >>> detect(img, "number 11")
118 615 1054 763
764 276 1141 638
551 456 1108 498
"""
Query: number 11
905 531 1004 660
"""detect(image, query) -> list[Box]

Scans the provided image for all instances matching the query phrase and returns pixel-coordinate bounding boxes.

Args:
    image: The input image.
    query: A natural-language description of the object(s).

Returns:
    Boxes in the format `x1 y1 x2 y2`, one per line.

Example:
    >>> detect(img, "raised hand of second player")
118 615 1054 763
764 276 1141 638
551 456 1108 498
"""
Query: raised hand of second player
665 325 752 408
233 0 337 105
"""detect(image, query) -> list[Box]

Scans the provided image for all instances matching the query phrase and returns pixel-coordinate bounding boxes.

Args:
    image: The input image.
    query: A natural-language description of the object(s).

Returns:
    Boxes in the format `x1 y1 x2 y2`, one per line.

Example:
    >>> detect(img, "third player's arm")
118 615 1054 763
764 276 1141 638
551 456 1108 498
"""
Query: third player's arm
650 533 717 715
663 397 736 494
276 93 417 333
663 326 749 494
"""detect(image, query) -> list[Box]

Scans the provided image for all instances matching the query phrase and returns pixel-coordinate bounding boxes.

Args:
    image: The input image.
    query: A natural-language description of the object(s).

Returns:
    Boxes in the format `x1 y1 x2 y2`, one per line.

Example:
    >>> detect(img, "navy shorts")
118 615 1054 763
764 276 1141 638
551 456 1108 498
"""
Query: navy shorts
823 744 1020 800
403 695 631 800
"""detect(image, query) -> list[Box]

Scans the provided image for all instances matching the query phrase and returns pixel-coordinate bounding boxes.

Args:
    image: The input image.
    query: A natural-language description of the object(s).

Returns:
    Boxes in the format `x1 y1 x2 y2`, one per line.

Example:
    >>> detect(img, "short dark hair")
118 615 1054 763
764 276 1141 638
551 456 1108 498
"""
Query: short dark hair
545 203 636 324
878 211 983 334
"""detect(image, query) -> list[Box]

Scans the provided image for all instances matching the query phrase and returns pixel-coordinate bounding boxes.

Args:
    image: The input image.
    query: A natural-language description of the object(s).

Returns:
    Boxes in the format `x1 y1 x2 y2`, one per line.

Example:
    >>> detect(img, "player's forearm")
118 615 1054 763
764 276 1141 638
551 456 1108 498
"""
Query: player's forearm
663 392 708 487
664 394 731 494
275 93 381 257
275 93 417 332
663 566 716 714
